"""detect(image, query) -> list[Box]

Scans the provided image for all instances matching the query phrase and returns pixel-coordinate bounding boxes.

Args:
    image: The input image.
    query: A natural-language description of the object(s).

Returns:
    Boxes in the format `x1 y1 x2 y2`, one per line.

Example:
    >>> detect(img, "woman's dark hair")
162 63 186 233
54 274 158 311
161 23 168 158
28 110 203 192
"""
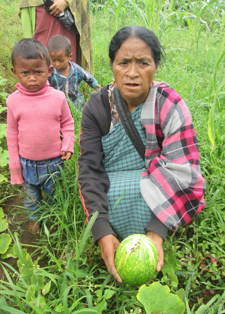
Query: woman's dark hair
48 35 71 57
12 38 50 67
109 26 163 66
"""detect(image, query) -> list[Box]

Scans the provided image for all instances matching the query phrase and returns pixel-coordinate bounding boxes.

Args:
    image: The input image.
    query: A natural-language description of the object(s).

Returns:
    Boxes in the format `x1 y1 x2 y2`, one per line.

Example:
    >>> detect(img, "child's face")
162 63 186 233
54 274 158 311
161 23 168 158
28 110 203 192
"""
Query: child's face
49 49 72 72
11 57 53 92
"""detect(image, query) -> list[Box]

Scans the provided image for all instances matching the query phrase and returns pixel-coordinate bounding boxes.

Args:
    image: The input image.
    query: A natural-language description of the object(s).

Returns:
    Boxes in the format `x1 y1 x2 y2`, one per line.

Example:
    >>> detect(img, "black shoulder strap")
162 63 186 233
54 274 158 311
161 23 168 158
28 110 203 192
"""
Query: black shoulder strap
113 86 145 161
100 85 111 134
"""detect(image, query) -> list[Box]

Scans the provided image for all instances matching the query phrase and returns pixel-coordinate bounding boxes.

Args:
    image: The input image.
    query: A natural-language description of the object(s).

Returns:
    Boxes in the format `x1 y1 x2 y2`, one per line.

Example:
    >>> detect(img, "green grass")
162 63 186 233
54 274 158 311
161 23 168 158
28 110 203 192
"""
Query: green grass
0 0 225 313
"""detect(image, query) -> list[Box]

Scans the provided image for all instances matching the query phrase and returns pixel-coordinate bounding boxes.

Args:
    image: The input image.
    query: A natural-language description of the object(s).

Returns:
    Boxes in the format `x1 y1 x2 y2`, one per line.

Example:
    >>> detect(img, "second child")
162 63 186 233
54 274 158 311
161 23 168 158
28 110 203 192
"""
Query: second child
48 35 101 107
7 38 75 234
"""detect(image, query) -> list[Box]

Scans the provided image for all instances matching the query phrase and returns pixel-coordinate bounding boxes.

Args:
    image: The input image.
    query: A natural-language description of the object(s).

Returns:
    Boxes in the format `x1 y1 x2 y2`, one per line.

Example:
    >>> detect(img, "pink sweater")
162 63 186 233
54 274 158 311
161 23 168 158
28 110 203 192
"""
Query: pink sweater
7 82 75 184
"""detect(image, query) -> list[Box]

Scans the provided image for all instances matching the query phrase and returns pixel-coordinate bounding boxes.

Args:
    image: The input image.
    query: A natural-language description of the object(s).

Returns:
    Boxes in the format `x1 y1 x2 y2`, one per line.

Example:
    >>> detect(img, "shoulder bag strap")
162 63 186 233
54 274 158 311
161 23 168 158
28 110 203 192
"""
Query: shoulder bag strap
113 86 145 160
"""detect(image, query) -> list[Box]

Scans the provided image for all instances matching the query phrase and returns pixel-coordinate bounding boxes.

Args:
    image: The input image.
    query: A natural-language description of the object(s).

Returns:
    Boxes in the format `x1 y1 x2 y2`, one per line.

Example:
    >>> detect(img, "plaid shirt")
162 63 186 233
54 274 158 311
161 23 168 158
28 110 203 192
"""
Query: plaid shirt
48 61 98 105
139 82 206 230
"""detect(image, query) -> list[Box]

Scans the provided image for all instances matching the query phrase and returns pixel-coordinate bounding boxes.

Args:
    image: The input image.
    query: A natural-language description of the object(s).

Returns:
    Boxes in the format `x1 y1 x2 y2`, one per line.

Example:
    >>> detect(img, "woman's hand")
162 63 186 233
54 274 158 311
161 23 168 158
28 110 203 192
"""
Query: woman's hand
49 0 68 17
147 231 164 272
98 234 122 283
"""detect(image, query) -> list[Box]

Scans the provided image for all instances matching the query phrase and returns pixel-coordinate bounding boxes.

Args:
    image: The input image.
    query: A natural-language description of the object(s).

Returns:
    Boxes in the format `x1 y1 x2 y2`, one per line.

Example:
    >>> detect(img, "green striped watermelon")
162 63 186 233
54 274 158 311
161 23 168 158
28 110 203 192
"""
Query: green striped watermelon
115 234 158 286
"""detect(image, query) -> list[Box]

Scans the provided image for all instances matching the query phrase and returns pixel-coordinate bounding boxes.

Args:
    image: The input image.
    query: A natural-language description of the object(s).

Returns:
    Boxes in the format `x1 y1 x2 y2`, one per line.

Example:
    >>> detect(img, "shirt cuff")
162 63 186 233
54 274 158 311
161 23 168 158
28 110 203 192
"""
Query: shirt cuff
91 80 98 88
91 216 115 245
145 213 168 240
10 168 24 185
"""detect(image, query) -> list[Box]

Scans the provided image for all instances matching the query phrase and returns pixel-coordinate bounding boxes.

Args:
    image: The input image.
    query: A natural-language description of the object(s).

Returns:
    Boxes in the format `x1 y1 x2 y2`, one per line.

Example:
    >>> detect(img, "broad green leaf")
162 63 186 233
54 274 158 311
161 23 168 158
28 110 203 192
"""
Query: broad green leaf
1 246 16 259
176 289 185 301
103 289 116 300
0 233 12 254
0 150 9 167
0 208 8 232
0 124 7 138
13 244 34 277
95 289 103 302
137 282 185 314
0 208 4 219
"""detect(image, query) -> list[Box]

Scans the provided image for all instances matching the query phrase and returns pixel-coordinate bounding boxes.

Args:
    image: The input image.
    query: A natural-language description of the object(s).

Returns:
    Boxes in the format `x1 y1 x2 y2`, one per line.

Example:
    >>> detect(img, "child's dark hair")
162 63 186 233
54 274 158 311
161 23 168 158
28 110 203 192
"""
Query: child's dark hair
12 38 50 67
48 35 71 56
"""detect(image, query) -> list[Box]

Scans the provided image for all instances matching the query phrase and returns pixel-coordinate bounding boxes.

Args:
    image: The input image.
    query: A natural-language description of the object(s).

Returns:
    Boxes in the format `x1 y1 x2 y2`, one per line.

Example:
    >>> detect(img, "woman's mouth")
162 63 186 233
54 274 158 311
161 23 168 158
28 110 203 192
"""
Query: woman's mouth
125 83 140 87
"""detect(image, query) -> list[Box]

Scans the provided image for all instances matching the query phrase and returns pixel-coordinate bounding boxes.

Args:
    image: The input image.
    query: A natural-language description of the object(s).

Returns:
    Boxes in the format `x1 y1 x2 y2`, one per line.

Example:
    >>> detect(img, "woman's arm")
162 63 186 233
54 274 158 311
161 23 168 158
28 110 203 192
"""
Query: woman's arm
141 85 206 231
78 89 115 244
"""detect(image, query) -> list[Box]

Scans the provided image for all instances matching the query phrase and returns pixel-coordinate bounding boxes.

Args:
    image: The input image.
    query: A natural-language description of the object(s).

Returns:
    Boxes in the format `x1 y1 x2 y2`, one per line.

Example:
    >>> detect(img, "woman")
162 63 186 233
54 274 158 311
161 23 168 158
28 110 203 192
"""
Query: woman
18 0 93 74
78 26 206 282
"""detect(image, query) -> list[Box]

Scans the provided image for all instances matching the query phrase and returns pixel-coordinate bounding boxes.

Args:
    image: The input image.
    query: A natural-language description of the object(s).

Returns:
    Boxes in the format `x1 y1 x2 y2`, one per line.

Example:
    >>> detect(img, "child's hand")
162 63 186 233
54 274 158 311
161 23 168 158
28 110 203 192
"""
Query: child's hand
94 84 101 90
61 151 71 160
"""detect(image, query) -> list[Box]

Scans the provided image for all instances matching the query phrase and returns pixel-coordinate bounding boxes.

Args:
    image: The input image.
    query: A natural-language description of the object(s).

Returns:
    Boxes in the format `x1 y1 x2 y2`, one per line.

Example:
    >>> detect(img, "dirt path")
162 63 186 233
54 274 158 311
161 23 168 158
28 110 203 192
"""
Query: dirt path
0 194 40 281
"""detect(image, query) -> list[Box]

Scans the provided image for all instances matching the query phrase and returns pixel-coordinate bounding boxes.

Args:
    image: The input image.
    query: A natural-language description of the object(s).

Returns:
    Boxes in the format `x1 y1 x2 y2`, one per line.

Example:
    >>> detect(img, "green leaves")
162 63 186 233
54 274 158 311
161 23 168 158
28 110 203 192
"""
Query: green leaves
0 208 12 255
0 233 12 254
208 51 225 149
137 282 185 314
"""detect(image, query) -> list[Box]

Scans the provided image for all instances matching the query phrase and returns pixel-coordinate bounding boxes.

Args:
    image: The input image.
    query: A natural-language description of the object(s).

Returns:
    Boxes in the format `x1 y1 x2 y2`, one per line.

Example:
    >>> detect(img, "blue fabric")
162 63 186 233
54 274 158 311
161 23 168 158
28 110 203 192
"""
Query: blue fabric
20 156 64 220
102 104 152 239
48 61 98 107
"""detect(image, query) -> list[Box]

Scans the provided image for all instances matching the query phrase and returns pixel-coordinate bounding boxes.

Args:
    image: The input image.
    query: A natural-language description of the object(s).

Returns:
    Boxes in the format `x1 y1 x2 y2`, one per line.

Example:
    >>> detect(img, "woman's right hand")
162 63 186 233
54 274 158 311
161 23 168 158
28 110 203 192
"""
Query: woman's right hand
98 234 122 283
49 0 68 17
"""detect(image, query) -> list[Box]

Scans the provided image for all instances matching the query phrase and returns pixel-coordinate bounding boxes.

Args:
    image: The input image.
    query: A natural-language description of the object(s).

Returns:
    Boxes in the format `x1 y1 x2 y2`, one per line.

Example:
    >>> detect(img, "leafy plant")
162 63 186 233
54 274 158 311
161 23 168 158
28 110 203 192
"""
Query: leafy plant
137 282 185 314
0 207 12 256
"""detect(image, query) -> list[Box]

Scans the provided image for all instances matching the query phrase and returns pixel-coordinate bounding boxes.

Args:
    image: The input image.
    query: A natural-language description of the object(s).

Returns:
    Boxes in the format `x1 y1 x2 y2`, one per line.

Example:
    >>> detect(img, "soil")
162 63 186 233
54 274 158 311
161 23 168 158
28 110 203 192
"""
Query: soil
0 193 40 281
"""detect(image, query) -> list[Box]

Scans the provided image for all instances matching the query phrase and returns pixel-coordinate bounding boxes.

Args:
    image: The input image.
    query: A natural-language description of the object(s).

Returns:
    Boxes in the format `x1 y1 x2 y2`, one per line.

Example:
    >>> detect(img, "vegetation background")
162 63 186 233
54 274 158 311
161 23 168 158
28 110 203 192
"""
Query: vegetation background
0 0 224 313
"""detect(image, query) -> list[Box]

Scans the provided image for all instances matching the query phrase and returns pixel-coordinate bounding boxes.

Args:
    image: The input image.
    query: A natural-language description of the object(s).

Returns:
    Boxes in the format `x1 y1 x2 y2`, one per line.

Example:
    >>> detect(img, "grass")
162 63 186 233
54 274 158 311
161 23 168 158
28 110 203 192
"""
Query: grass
0 0 225 313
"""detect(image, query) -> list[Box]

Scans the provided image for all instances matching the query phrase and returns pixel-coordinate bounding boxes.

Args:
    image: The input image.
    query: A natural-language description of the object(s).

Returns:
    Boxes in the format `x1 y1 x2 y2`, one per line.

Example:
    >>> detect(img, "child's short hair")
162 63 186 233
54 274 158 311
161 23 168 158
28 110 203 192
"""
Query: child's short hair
12 38 50 67
48 35 71 57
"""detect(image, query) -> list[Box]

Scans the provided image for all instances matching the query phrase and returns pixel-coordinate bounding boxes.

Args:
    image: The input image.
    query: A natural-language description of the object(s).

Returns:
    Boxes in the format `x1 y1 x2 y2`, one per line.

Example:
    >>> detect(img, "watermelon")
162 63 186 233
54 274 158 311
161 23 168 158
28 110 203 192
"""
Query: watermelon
115 234 158 286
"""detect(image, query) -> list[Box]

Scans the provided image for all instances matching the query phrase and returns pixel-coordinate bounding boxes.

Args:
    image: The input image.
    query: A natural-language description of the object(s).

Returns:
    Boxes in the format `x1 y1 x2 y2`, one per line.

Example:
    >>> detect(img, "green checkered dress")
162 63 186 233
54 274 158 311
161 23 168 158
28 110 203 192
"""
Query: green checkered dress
102 103 152 239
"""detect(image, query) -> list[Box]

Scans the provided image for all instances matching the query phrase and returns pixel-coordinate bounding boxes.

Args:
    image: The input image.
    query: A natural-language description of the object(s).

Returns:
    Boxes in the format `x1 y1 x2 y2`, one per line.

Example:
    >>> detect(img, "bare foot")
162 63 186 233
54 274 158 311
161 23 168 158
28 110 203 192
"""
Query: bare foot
28 221 40 235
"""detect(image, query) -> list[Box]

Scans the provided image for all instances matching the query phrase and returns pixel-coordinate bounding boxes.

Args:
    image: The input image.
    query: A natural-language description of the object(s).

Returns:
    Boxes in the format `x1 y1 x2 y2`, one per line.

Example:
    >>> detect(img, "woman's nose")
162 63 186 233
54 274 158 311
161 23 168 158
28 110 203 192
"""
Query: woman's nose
126 62 138 77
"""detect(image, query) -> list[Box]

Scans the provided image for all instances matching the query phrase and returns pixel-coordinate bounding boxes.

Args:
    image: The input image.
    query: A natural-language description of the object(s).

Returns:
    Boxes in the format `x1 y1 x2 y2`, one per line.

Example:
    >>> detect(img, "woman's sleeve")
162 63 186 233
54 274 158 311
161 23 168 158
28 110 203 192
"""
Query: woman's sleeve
78 97 115 243
140 88 206 231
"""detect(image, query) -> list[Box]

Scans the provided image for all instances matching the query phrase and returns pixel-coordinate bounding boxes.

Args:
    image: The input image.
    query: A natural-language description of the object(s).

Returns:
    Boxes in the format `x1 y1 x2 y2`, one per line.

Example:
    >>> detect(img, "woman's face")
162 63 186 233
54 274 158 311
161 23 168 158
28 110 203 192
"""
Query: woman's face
112 37 157 111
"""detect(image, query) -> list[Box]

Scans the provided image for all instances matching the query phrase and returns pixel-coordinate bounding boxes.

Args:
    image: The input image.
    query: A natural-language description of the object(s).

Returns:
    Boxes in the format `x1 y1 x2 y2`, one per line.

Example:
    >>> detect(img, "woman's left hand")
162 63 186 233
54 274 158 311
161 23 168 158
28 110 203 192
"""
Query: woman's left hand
49 0 68 17
147 231 164 272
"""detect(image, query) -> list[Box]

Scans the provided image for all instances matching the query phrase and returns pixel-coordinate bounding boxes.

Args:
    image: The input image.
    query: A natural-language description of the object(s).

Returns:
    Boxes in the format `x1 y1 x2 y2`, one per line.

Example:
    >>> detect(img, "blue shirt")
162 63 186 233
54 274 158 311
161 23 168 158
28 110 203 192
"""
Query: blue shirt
48 61 98 106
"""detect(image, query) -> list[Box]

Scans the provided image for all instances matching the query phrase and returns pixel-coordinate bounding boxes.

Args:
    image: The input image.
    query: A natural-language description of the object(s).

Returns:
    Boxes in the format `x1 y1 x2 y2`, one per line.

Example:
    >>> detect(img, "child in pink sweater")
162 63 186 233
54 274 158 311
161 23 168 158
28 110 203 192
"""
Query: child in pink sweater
7 38 75 234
